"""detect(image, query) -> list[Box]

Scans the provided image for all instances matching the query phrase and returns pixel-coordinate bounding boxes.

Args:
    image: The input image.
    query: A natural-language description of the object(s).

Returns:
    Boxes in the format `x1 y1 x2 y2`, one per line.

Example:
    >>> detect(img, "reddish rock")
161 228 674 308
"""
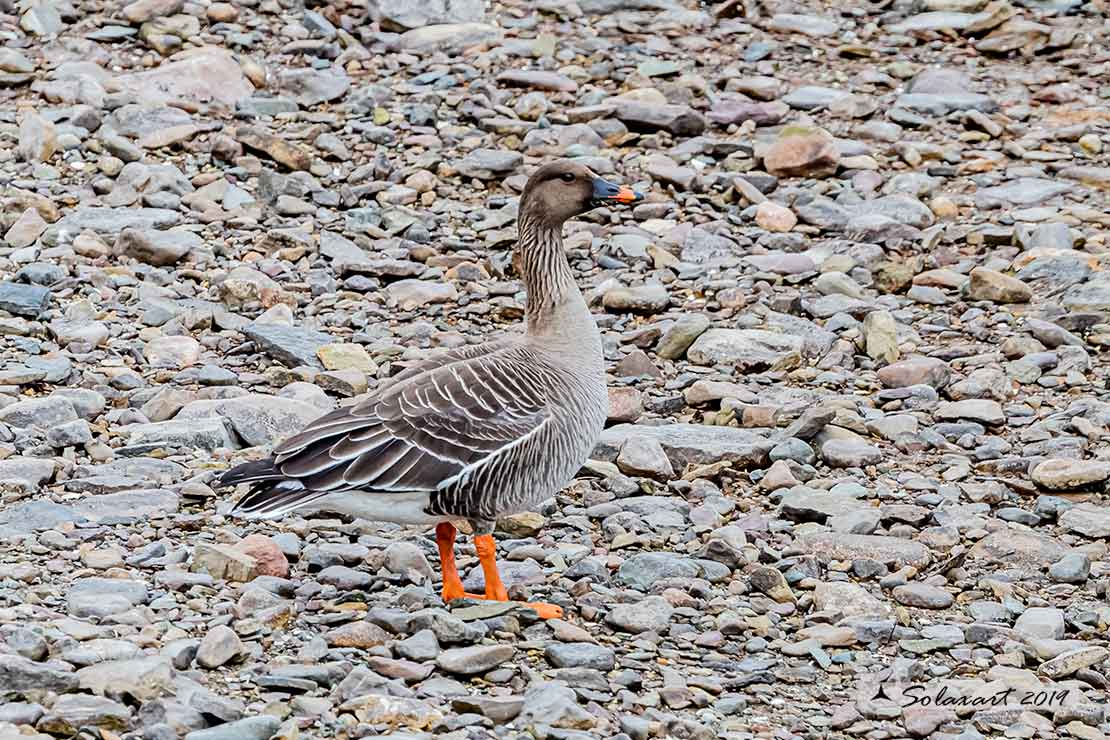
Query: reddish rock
762 126 840 178
236 534 289 578
754 201 797 232
608 387 644 424
707 100 789 127
876 357 950 390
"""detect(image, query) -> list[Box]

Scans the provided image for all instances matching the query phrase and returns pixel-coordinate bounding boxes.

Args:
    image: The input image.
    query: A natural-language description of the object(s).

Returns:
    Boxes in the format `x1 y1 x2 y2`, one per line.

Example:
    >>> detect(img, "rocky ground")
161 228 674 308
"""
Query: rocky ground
1 0 1110 737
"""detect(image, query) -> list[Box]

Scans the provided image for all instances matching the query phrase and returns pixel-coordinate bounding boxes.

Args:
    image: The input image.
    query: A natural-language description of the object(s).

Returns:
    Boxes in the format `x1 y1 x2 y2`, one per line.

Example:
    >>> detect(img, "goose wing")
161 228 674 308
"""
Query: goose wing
225 350 550 517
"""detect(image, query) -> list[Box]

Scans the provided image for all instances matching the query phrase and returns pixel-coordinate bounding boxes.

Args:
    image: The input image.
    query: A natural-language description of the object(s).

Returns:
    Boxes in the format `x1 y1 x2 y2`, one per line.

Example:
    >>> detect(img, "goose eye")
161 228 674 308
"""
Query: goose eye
560 172 575 183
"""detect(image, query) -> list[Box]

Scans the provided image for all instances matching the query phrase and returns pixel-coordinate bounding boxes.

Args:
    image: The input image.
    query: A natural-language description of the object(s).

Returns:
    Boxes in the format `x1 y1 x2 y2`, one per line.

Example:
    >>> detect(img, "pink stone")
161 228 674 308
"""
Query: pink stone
236 534 289 578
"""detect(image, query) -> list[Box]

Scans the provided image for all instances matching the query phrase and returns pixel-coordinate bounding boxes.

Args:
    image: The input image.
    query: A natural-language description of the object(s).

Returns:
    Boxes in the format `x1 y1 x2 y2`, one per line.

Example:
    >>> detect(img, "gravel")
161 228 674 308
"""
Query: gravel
2 0 1110 738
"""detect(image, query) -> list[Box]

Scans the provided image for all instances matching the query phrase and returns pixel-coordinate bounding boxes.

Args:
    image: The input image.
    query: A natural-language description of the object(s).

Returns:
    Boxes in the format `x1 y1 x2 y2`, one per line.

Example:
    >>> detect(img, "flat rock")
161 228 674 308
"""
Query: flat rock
46 207 180 241
398 23 502 54
969 529 1069 568
611 100 706 136
120 419 237 451
974 178 1073 208
687 329 805 371
618 552 701 590
176 394 323 446
114 46 253 107
376 0 484 31
1058 504 1110 538
277 68 350 107
0 281 50 317
878 357 950 389
1032 459 1110 491
242 322 335 368
814 581 892 617
606 595 674 633
596 423 772 470
116 227 202 266
0 655 80 695
763 126 840 178
935 399 1004 425
796 532 931 568
436 645 514 675
496 70 578 92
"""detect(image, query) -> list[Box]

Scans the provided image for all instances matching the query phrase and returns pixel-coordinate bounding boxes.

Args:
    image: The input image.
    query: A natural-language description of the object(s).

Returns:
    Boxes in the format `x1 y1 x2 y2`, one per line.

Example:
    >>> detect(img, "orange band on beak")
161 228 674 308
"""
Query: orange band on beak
612 186 639 203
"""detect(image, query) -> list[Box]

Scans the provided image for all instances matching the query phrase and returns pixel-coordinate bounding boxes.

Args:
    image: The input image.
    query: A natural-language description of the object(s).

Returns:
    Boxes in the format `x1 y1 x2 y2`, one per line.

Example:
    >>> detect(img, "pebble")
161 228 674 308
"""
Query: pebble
196 625 243 669
435 645 515 676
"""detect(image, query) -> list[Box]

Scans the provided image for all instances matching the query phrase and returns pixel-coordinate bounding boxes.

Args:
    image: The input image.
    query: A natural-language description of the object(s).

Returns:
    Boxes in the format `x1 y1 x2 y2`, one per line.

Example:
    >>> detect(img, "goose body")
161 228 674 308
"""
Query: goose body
218 159 641 617
225 329 607 528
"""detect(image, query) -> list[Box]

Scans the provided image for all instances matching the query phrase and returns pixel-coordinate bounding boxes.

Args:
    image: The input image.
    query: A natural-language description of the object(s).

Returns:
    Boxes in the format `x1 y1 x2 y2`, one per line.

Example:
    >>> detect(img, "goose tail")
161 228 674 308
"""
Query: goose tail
217 459 333 519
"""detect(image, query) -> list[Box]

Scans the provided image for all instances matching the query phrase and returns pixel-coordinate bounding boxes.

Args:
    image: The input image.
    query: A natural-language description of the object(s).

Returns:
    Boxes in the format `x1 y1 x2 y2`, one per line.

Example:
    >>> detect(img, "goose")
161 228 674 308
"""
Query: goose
218 159 642 618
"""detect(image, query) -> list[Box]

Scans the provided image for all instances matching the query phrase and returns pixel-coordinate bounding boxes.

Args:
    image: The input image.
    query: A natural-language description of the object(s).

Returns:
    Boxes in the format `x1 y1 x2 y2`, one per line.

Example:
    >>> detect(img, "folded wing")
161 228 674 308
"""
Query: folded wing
223 350 549 518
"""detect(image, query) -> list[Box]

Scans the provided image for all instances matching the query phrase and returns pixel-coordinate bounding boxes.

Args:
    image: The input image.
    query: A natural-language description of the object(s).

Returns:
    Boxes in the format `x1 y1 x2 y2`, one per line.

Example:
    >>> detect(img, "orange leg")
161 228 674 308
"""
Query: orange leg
435 522 563 619
436 522 470 602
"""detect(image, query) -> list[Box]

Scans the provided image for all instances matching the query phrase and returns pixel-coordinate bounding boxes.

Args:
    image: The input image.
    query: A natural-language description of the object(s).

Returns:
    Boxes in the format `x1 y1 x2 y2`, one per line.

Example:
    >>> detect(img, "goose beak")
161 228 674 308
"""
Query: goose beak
591 177 643 207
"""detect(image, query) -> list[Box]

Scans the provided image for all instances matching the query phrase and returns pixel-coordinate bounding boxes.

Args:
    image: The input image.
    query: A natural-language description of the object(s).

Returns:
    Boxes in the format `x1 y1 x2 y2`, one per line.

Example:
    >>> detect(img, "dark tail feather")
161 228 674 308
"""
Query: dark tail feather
218 458 334 519
229 483 334 519
217 458 282 488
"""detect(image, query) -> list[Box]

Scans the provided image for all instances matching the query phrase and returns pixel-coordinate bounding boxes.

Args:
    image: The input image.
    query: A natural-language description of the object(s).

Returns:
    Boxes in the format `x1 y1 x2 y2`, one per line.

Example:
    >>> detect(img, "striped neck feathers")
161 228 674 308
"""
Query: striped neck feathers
516 210 583 335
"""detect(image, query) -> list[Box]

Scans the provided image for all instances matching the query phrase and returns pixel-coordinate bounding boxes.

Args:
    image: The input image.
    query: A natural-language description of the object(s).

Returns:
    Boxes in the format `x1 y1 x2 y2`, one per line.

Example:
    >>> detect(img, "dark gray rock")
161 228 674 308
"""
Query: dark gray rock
242 323 335 368
0 281 50 317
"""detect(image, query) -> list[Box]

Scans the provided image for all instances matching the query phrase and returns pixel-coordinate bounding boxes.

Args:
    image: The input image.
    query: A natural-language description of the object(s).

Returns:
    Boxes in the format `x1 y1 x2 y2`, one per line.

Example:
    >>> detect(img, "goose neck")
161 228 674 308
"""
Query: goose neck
516 212 581 334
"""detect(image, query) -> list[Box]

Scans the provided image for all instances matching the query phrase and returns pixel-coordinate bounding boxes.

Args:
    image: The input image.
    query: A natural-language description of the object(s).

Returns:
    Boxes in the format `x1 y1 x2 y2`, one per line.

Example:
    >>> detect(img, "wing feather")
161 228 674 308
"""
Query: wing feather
222 344 552 517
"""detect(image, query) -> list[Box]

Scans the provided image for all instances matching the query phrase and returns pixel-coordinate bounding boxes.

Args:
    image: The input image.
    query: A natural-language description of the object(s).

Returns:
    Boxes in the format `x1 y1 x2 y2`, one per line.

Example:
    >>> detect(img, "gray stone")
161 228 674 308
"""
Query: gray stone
0 281 50 317
656 314 711 360
1014 607 1065 641
46 207 180 242
242 323 335 368
545 643 616 670
687 329 805 371
116 227 202 266
435 645 515 675
819 439 883 468
606 595 674 633
376 0 484 31
814 581 892 617
895 92 998 115
1031 460 1110 492
516 681 596 731
611 100 706 137
892 584 954 609
68 577 149 618
935 399 1004 425
184 716 282 740
277 68 350 107
796 532 931 568
196 625 243 669
0 396 78 429
1039 647 1109 679
121 419 237 451
38 695 132 735
77 656 174 702
974 179 1073 208
597 423 772 470
0 655 80 696
176 394 322 447
615 435 674 479
456 149 523 179
398 23 503 54
1058 503 1110 538
1048 552 1090 583
618 552 700 590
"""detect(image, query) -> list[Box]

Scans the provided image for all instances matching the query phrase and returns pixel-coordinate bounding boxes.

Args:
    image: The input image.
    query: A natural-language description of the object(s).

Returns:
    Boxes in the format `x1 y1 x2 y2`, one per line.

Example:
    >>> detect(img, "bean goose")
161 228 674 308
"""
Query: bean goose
218 159 642 618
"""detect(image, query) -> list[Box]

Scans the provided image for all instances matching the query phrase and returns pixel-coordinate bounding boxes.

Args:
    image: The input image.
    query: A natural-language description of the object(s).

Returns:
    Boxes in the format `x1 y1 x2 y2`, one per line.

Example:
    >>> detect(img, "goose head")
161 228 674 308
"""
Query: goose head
521 160 642 225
